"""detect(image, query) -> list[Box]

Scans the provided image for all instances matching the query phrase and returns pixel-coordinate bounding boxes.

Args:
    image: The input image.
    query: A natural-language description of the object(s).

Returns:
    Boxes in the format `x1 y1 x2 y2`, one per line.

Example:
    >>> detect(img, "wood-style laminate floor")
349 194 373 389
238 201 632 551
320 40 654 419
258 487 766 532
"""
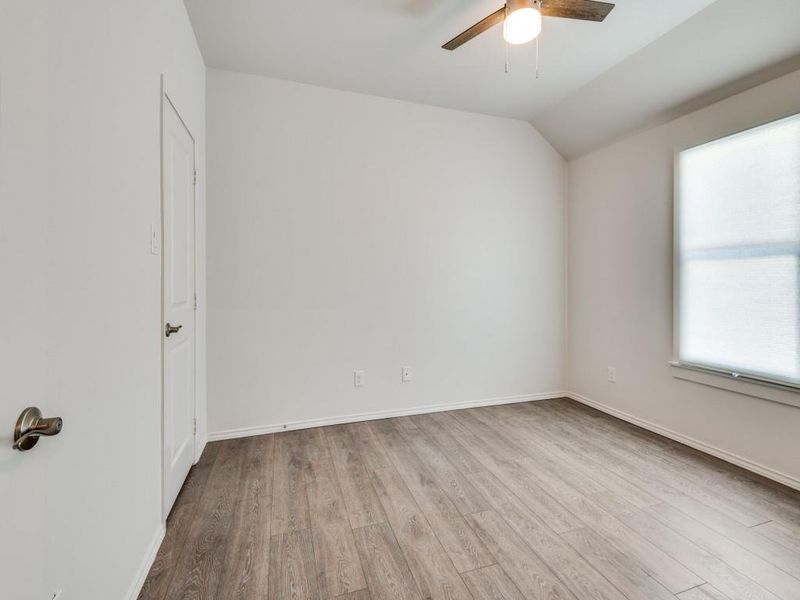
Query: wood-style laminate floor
139 398 800 600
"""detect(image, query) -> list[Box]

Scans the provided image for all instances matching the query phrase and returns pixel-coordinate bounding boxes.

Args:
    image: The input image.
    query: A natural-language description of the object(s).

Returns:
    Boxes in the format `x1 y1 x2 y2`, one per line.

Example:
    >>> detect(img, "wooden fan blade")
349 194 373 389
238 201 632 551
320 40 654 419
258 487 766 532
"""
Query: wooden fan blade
442 7 505 51
540 0 615 22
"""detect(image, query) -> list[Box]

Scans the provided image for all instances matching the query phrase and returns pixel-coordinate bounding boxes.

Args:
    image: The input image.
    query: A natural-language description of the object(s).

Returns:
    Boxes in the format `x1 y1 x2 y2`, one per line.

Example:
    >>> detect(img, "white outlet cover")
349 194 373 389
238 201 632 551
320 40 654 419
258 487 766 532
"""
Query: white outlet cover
354 370 365 387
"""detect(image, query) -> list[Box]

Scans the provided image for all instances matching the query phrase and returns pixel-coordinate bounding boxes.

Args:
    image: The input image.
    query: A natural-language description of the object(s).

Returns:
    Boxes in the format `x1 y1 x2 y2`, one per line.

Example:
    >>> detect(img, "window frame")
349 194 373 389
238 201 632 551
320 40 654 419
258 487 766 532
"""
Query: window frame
672 111 800 403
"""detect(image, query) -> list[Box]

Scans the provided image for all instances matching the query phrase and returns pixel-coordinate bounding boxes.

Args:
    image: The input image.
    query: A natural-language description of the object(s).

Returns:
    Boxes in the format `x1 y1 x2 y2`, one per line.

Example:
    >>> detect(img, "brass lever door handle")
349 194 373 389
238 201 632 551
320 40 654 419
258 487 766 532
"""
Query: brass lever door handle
165 323 183 337
13 407 63 451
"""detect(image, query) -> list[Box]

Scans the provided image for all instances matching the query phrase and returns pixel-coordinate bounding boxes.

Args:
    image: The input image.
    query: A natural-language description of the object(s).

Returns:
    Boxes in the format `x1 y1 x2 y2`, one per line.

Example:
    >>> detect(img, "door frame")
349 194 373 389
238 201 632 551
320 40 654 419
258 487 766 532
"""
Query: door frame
160 75 199 520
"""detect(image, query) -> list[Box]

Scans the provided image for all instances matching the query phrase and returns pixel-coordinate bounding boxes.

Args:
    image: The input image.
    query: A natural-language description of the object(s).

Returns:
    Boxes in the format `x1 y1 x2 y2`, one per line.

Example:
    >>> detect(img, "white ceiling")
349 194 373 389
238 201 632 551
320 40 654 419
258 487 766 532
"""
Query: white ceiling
533 0 800 157
185 0 800 157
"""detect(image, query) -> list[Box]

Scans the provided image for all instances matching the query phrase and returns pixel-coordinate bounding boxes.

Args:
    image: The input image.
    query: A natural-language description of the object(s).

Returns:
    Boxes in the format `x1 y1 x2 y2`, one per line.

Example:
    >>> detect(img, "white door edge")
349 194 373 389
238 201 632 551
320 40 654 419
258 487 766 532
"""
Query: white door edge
160 75 199 521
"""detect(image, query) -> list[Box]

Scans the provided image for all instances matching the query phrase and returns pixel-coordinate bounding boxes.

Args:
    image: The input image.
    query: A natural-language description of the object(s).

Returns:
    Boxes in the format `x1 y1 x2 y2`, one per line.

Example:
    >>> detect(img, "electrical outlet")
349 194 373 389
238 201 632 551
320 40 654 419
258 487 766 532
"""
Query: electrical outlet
607 367 617 383
354 370 365 388
401 366 412 383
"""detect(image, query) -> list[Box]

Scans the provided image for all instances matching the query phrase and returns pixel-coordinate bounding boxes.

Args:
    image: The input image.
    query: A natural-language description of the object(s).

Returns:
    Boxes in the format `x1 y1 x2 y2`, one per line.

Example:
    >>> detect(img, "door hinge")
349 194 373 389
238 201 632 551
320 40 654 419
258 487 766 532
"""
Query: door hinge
193 419 197 435
194 293 198 310
193 169 197 186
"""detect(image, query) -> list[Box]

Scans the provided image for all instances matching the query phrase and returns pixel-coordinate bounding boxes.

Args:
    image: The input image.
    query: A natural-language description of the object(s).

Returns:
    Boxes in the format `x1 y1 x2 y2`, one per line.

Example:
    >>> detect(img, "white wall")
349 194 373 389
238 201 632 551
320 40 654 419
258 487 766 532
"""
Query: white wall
0 2 49 597
207 69 566 436
0 2 205 598
568 69 800 487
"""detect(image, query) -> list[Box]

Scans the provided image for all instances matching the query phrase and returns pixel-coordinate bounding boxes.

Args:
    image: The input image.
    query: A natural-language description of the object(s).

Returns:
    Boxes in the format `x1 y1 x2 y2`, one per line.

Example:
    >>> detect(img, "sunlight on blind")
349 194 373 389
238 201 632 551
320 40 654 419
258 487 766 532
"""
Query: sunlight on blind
678 114 800 385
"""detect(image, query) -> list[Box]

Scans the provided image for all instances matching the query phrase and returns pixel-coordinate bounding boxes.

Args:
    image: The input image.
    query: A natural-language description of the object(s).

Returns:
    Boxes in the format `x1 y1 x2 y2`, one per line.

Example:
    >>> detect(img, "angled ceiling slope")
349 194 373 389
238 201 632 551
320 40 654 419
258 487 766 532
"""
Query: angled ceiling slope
534 0 800 158
186 0 800 158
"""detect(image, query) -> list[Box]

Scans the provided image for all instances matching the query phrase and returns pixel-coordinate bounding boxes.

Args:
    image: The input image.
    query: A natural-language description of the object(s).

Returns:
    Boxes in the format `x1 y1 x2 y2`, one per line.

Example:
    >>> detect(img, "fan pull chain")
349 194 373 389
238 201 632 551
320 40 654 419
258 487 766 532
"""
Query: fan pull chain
535 0 541 79
504 4 510 73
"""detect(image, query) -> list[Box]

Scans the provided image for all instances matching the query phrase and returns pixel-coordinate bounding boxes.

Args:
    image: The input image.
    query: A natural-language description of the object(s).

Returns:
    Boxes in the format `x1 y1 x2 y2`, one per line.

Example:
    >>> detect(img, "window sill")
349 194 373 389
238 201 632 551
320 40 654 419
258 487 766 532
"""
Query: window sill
670 362 800 409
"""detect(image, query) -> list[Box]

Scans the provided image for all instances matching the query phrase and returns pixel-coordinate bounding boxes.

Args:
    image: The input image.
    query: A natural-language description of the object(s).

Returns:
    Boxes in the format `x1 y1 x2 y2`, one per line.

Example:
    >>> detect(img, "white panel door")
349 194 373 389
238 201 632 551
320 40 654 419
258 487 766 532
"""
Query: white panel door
162 95 196 516
0 1 51 598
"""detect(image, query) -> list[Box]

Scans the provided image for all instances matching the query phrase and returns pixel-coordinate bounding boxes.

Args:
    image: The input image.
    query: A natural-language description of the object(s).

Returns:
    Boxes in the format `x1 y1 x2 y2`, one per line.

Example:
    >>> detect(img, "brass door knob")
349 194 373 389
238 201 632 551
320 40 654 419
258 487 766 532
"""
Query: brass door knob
165 323 183 337
13 407 63 451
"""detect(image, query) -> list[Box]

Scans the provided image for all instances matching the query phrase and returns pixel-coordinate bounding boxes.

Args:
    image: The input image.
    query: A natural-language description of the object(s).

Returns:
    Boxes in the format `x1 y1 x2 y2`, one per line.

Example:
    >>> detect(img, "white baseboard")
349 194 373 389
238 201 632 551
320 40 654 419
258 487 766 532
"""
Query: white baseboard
207 387 798 491
126 523 166 600
207 391 568 442
567 391 800 493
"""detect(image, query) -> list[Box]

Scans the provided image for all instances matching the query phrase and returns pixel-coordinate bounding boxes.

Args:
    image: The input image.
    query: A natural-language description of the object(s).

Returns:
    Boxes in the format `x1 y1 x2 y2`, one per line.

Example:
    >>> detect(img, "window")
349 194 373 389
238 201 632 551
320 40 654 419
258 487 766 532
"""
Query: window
676 113 800 388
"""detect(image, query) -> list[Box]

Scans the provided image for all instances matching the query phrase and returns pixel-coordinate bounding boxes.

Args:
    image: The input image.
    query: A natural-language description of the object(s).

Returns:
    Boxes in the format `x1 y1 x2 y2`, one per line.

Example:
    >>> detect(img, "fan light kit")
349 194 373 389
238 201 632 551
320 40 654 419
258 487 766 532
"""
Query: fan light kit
442 0 615 51
503 0 543 45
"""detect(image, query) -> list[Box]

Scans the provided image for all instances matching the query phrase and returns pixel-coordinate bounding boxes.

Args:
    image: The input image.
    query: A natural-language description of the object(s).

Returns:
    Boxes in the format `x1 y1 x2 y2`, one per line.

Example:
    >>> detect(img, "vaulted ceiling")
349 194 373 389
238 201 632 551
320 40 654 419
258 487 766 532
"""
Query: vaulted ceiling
185 0 800 158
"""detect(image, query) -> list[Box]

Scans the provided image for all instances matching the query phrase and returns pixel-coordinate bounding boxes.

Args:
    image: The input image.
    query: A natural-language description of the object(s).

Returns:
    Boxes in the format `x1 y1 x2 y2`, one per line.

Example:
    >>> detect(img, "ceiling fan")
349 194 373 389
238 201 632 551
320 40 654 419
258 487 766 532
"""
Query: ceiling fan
442 0 615 50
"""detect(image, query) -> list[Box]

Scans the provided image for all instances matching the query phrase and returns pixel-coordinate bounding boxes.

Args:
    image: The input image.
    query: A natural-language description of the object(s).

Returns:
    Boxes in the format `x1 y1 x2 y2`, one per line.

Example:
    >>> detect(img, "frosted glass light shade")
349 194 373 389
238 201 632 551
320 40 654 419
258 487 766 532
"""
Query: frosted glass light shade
503 5 542 45
677 113 800 385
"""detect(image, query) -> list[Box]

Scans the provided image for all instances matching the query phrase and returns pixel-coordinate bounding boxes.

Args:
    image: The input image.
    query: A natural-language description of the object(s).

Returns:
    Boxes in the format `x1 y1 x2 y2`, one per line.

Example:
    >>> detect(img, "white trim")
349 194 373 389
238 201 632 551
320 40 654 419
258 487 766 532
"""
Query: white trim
160 76 200 520
207 391 568 441
672 112 800 397
671 362 800 409
125 524 165 600
567 391 800 493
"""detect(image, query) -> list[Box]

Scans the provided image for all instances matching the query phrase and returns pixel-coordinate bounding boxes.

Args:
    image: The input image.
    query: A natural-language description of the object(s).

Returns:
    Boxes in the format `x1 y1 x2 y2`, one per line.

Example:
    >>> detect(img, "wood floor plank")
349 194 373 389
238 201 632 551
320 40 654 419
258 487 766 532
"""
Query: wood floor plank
677 584 730 599
434 413 582 534
301 427 337 484
344 421 393 472
325 425 387 529
428 410 485 444
469 406 607 497
272 430 311 535
370 467 473 600
216 435 274 599
175 442 223 504
268 529 321 600
623 509 780 600
589 490 640 517
440 409 587 532
666 495 800 580
371 419 488 516
352 523 423 600
466 471 628 600
142 399 800 600
307 475 367 597
497 404 661 509
466 510 577 600
557 493 705 594
460 564 525 600
754 521 800 555
409 413 487 474
556 399 800 529
560 526 675 600
392 416 420 432
162 438 250 599
334 590 371 600
369 420 494 572
548 402 773 527
138 442 221 600
644 503 800 600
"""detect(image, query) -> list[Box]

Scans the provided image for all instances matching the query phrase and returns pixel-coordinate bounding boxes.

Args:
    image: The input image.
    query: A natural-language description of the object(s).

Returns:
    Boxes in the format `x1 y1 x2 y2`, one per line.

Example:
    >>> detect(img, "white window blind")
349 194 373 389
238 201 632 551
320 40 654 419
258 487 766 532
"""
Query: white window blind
677 113 800 387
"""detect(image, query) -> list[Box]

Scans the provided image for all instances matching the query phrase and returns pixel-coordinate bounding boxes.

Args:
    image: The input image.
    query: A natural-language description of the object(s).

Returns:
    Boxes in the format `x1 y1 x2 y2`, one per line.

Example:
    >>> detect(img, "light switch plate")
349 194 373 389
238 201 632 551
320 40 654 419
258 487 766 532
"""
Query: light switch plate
401 366 412 383
150 224 161 255
354 370 365 388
